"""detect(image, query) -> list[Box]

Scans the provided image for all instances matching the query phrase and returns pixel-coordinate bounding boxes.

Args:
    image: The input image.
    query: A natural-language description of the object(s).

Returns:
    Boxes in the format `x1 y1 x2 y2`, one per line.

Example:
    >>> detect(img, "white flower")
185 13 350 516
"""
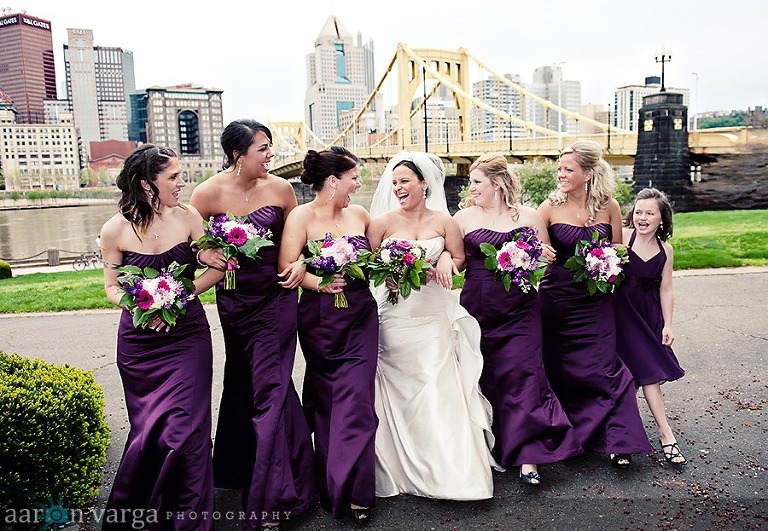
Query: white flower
380 249 391 262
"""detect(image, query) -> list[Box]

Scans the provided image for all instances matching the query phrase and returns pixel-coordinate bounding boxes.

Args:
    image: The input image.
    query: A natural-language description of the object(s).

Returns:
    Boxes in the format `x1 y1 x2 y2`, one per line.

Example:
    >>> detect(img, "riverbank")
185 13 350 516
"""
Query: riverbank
0 197 115 210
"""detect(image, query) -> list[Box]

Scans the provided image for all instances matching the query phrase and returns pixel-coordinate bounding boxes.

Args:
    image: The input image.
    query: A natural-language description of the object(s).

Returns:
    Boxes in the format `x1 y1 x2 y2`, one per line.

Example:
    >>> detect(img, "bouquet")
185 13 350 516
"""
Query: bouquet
368 239 431 304
304 233 371 308
117 261 196 329
564 230 628 295
195 212 274 290
479 227 548 293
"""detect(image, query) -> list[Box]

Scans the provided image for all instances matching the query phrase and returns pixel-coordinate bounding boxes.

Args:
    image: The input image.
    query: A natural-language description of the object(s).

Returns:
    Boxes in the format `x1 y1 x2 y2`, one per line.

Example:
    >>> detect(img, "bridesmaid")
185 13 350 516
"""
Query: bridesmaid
617 188 686 464
190 120 316 530
100 145 224 530
537 140 652 468
279 147 378 525
454 153 583 485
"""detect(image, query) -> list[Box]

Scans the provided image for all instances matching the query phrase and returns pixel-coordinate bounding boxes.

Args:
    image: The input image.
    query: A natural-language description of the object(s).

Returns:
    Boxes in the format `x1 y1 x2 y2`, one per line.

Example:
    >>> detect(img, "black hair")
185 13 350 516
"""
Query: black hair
393 159 429 198
300 146 359 191
220 119 273 170
624 187 674 241
116 144 177 236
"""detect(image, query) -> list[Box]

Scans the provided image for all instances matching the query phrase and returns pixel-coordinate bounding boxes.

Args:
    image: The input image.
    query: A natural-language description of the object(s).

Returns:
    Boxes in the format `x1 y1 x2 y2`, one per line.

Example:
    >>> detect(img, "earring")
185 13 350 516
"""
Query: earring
236 160 242 176
660 222 664 231
423 188 427 198
584 182 588 193
494 190 499 201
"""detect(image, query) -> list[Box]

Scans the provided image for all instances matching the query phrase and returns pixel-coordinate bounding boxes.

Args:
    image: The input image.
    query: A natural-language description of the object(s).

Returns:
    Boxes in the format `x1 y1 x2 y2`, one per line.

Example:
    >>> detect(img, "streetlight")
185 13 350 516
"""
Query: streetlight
691 72 699 130
655 49 672 92
553 62 566 150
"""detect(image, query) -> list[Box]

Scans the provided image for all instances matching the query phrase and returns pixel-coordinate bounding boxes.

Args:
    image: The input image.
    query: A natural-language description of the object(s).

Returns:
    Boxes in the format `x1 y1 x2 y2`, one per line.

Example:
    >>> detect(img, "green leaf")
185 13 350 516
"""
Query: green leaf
501 274 512 293
484 256 498 271
587 281 597 296
479 243 498 258
346 263 366 280
317 275 333 289
452 272 466 289
132 309 144 328
400 281 412 299
116 265 142 275
142 267 159 279
307 240 322 255
161 308 175 326
409 268 421 287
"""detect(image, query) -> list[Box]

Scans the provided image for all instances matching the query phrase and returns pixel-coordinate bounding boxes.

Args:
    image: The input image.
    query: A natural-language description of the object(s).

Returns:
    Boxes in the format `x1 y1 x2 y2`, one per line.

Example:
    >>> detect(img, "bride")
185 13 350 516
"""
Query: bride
367 151 496 500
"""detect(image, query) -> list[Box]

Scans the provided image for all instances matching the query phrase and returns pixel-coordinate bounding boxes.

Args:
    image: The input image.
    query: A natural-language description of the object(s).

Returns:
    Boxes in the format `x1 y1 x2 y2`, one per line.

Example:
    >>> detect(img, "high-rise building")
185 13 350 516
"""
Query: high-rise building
0 109 80 190
471 74 524 141
305 16 373 143
63 28 136 158
140 83 225 181
0 12 57 124
526 65 581 137
614 76 689 132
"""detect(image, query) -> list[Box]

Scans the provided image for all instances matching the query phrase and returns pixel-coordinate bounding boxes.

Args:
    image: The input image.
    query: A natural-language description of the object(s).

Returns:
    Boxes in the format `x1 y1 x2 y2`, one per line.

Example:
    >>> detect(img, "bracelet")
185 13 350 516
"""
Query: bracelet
196 250 206 268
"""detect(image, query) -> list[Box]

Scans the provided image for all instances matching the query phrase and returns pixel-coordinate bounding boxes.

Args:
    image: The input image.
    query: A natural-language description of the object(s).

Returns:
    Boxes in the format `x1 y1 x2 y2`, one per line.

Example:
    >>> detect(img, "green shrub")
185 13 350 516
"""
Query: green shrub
0 352 110 513
0 260 11 280
516 158 558 207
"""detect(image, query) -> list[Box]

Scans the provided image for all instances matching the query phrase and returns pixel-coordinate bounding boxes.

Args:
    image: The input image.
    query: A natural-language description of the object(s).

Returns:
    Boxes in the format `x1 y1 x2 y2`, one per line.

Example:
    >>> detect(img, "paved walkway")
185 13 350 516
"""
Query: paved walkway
0 270 766 529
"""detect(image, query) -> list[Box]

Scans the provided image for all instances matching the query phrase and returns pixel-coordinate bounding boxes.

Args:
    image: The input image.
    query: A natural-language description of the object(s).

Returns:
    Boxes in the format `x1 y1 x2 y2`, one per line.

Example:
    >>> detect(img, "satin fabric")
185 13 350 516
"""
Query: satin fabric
212 205 316 527
615 230 685 386
538 223 652 455
105 242 214 530
462 228 583 468
374 237 495 500
298 235 378 518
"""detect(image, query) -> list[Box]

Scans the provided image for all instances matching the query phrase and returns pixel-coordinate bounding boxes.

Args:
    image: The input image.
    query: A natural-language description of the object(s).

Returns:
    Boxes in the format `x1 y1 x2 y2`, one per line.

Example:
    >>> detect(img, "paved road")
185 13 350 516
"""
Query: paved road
1 270 766 530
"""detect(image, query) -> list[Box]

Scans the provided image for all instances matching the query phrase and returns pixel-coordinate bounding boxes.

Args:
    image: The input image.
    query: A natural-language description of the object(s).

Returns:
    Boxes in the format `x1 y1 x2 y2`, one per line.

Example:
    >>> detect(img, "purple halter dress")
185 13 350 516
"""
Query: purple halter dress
298 235 378 518
538 223 652 455
615 230 685 385
105 242 213 530
461 228 583 467
212 205 316 528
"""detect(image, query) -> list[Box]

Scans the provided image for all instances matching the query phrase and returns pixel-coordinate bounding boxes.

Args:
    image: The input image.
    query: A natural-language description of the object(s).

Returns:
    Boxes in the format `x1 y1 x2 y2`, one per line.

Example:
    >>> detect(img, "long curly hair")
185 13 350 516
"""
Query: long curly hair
547 140 615 224
460 153 521 221
624 187 674 241
116 144 177 237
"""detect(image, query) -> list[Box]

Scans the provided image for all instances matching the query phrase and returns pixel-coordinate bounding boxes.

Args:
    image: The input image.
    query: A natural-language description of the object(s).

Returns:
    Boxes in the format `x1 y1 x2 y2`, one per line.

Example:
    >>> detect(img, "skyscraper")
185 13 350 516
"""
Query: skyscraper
0 12 57 124
63 28 136 157
305 16 373 143
526 65 581 137
471 74 524 141
614 77 689 132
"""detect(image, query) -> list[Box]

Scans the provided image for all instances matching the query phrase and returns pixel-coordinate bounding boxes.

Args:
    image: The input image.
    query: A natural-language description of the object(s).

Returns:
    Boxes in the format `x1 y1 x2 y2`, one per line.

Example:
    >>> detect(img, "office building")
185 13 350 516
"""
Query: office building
0 12 57 124
471 74 525 141
0 109 80 190
526 65 581 136
305 16 373 143
141 83 225 181
63 28 136 158
614 77 689 131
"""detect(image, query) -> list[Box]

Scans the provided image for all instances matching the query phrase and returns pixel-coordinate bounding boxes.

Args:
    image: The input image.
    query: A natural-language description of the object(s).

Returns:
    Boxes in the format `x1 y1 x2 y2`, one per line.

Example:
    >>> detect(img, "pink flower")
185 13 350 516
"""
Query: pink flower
589 247 604 258
157 279 171 291
497 251 512 269
136 289 154 311
607 274 617 283
227 227 247 246
404 252 415 265
516 240 530 251
395 240 413 250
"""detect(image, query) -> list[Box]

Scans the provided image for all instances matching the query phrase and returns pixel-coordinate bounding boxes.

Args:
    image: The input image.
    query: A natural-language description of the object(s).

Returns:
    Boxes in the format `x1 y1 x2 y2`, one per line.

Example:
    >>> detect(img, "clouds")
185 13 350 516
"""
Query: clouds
28 0 768 126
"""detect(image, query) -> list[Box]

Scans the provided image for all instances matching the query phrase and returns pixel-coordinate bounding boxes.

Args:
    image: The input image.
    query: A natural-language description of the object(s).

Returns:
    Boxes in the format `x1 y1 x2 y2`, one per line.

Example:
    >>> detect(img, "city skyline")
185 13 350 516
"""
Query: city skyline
9 0 767 128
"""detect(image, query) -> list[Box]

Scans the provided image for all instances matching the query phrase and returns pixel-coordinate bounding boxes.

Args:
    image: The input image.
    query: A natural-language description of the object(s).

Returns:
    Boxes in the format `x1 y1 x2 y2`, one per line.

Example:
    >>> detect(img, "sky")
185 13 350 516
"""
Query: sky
17 0 768 126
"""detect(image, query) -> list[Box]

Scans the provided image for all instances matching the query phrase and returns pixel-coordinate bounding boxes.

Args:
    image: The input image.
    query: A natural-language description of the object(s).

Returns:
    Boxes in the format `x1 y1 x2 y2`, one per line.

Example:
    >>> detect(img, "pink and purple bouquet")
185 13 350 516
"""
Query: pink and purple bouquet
304 233 371 308
479 227 548 293
368 239 431 304
564 229 628 295
117 261 196 329
195 212 274 290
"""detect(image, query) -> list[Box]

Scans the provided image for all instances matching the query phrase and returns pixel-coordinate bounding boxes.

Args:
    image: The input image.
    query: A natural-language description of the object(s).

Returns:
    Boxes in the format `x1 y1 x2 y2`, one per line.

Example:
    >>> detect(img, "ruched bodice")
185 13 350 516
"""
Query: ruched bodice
464 228 532 282
550 222 612 267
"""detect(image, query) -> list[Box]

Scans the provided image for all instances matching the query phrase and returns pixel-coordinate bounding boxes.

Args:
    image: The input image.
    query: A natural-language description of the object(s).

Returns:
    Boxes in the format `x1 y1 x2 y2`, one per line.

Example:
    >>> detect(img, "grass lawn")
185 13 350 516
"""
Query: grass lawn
0 209 766 313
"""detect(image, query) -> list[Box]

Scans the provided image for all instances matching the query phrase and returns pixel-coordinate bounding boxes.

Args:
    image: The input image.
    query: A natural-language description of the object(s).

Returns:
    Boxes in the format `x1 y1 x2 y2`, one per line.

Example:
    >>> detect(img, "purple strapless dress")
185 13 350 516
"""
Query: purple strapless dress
298 235 378 518
212 205 316 527
105 241 213 530
538 223 652 455
461 228 583 467
615 230 685 386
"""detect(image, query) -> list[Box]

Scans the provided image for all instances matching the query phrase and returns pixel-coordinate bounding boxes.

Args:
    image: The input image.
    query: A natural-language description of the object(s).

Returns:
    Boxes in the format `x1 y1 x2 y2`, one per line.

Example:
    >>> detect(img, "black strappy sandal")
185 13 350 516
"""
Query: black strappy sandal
660 440 687 465
610 453 631 469
350 507 371 526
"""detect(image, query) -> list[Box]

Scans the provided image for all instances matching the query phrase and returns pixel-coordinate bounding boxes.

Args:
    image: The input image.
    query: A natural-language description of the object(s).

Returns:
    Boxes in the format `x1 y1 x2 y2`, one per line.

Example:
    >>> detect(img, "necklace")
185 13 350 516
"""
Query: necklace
242 180 257 204
489 209 507 227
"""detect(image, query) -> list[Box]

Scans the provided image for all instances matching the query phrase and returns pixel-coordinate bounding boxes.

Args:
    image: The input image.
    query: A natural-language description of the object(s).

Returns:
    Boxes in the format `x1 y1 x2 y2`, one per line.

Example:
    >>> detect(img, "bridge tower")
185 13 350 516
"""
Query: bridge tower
396 45 471 147
634 92 693 210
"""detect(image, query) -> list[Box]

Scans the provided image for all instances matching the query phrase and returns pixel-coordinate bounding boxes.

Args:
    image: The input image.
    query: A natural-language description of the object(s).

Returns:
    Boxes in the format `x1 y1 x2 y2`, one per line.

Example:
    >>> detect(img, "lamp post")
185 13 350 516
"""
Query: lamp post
554 62 566 150
655 50 672 92
607 101 612 152
422 66 429 152
691 72 699 130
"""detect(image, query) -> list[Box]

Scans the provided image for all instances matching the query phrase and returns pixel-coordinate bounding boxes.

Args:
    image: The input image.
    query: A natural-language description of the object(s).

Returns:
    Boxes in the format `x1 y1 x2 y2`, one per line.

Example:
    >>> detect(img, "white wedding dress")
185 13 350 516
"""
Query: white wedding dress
373 236 496 500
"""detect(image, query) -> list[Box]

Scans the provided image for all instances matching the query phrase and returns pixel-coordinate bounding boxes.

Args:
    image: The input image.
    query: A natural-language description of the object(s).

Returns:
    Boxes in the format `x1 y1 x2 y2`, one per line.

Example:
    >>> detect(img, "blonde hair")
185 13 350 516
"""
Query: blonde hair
547 140 615 224
460 153 521 221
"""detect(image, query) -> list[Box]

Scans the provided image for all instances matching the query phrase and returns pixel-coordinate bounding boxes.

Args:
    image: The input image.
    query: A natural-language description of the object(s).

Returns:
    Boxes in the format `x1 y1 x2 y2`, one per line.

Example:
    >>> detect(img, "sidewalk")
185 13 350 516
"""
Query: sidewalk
0 270 766 529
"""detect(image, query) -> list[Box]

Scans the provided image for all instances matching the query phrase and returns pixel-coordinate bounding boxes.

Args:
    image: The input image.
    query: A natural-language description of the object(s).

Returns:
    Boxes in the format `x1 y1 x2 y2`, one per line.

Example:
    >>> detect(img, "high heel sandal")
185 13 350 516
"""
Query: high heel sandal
610 454 631 469
660 440 687 465
519 468 541 485
350 507 371 526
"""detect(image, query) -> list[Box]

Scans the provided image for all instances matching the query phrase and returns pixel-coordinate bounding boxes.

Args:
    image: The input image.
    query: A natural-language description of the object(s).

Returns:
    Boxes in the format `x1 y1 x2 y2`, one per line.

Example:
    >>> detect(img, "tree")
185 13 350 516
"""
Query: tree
515 158 558 207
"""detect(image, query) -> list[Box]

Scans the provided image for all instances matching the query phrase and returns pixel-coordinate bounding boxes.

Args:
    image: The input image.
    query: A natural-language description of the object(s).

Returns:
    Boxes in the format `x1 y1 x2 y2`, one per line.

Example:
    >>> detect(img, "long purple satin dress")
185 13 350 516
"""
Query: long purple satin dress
538 223 652 455
615 231 685 386
212 205 316 527
461 228 583 468
298 235 378 518
105 242 213 531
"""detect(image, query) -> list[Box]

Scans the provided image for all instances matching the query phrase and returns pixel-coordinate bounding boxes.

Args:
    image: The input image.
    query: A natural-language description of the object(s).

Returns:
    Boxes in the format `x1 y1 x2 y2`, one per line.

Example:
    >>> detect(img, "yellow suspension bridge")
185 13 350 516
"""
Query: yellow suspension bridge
269 43 766 177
